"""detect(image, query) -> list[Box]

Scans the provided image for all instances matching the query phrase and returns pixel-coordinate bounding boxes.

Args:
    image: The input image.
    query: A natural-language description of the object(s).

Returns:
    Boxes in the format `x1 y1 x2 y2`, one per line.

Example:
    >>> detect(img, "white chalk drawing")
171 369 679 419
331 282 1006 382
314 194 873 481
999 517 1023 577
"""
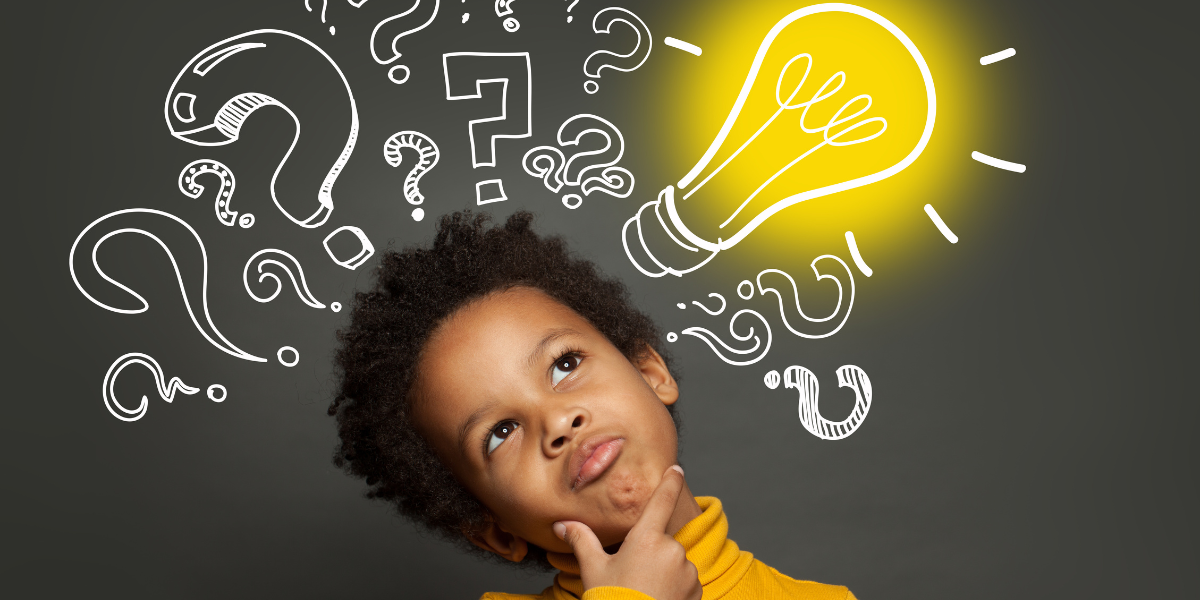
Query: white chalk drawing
164 30 359 229
564 0 579 23
622 5 935 277
495 0 519 32
844 231 872 277
737 280 754 300
664 37 702 56
666 332 679 342
980 47 1016 65
676 303 686 309
243 249 326 309
305 0 337 35
764 369 781 390
583 7 653 94
367 0 440 84
784 365 872 440
323 226 375 269
757 256 855 339
278 346 300 367
383 131 440 221
70 209 267 362
971 151 1026 173
923 204 958 244
102 353 223 422
177 160 254 228
691 293 726 316
522 114 635 209
462 12 469 24
476 179 509 205
676 309 772 366
330 301 343 312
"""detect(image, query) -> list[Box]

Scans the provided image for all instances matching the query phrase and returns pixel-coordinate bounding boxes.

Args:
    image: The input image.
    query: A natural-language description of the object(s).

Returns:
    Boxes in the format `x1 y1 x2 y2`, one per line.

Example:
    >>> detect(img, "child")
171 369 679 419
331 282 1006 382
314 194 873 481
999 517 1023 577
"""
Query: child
328 212 856 600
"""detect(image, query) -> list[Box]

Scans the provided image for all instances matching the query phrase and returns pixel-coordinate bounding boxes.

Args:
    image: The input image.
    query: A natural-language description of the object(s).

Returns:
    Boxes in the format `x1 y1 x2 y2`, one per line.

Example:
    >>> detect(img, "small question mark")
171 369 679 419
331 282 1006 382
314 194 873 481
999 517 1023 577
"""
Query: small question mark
583 7 653 94
178 159 255 228
69 208 268 363
305 0 336 35
383 131 440 221
783 365 873 440
368 0 441 84
668 308 773 366
242 249 332 310
521 114 635 209
756 256 856 339
564 0 579 23
494 0 519 32
102 352 226 422
165 29 359 230
442 52 532 205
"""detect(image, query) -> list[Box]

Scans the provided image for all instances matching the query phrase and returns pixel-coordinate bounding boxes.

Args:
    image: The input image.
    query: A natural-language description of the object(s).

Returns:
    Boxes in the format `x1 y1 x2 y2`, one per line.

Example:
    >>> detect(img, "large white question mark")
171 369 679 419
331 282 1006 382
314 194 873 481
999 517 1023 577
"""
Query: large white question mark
242 249 332 311
305 0 337 35
383 131 440 221
69 209 267 363
102 352 226 422
783 365 872 440
583 7 653 94
164 29 358 230
177 159 255 228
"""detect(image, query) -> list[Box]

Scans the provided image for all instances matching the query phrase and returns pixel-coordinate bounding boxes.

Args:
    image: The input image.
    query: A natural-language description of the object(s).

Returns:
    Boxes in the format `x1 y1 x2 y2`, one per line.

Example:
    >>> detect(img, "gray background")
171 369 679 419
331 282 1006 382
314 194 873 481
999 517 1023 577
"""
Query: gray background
4 0 1196 598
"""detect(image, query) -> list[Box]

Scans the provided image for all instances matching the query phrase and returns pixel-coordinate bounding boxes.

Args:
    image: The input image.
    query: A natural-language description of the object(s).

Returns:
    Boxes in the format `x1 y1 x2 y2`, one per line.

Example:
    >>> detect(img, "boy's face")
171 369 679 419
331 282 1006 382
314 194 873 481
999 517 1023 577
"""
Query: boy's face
411 286 680 556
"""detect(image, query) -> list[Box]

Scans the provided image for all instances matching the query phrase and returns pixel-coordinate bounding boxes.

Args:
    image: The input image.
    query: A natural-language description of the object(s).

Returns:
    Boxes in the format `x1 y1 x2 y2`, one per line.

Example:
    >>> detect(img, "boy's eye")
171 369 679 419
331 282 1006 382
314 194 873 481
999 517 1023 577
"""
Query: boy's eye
551 354 581 386
487 420 518 454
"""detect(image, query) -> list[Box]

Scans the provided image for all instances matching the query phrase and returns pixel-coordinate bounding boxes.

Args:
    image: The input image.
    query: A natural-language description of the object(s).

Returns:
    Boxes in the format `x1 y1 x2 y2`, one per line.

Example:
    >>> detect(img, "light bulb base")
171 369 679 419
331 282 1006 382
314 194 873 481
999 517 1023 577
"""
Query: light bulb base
622 186 719 278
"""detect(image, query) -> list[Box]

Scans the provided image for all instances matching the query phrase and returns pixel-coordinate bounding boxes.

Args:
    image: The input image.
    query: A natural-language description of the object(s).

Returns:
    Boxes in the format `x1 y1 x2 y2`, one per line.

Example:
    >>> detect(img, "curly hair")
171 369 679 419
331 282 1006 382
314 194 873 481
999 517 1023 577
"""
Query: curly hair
328 211 678 568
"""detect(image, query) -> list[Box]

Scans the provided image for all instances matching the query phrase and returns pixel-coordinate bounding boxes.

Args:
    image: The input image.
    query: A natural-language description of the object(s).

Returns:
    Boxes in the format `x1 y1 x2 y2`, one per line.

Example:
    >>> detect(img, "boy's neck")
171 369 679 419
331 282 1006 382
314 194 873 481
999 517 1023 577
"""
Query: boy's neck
666 480 705 536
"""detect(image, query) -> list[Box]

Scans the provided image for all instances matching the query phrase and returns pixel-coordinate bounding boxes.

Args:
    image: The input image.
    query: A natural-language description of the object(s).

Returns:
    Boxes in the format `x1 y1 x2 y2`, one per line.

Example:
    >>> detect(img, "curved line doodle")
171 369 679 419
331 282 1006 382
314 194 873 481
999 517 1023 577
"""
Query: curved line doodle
369 0 440 84
102 353 225 422
383 131 440 205
69 209 267 362
495 0 519 32
177 160 254 228
522 114 635 207
164 29 359 228
691 293 726 316
756 255 855 339
522 145 566 193
242 249 326 309
784 365 872 440
679 309 772 366
583 7 653 94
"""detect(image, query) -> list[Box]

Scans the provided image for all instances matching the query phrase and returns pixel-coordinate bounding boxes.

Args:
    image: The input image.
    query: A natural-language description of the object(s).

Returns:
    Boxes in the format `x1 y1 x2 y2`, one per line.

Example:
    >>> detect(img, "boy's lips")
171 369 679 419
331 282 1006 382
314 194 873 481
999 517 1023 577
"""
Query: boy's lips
569 435 624 490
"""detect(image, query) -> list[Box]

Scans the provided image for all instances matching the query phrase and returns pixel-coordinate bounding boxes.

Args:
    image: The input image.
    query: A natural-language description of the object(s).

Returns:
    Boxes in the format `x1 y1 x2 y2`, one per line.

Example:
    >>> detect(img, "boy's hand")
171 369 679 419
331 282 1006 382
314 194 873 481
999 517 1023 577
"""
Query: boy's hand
553 466 702 600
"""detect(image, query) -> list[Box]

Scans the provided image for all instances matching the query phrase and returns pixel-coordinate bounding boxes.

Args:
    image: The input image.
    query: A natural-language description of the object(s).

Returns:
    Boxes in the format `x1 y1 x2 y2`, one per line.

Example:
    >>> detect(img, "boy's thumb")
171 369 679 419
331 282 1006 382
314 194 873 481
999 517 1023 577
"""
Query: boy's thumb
553 521 605 566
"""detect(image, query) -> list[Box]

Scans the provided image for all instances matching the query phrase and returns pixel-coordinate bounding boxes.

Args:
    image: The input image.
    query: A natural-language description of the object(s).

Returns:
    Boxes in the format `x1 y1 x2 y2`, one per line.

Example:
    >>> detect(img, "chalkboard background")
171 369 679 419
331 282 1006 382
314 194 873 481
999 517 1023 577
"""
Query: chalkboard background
6 1 1196 598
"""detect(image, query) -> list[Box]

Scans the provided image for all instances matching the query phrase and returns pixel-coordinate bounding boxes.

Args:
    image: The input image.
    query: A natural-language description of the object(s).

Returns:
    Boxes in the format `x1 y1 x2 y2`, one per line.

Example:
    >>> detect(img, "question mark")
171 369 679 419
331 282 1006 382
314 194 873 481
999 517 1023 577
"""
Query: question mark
102 352 226 422
668 308 773 366
783 365 873 440
522 114 635 209
442 52 532 205
383 131 440 221
583 7 653 94
564 0 579 23
177 159 255 228
368 0 440 84
69 208 267 363
242 249 330 310
164 29 359 230
305 0 336 35
494 0 519 32
756 256 856 339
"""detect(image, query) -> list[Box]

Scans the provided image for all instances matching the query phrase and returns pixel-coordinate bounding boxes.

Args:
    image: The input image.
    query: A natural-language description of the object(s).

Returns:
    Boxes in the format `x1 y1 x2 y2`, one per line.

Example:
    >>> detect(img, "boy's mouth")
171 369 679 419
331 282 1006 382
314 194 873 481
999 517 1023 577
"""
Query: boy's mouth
569 435 624 490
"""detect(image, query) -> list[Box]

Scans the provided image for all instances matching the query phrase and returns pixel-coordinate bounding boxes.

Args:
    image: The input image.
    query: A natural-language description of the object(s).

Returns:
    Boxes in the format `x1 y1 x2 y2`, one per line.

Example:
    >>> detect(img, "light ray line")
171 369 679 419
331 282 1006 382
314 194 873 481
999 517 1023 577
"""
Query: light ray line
664 37 702 56
980 48 1016 65
844 231 873 277
924 204 958 244
972 151 1026 173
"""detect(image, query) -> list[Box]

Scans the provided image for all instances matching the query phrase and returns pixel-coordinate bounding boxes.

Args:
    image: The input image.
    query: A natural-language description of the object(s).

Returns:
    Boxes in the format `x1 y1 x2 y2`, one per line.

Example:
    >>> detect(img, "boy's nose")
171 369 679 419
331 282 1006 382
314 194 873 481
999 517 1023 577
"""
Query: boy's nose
544 408 588 455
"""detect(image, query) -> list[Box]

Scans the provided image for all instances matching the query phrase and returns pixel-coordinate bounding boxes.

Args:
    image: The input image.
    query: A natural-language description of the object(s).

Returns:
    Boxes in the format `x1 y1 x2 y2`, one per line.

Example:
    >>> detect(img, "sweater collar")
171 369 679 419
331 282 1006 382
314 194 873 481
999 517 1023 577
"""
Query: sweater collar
545 497 753 599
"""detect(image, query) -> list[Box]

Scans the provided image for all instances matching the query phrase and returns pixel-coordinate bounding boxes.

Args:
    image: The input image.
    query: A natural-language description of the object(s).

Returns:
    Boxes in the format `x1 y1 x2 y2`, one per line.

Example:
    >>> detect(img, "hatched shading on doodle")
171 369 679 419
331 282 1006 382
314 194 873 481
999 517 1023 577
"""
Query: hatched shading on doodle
783 365 872 440
383 130 440 221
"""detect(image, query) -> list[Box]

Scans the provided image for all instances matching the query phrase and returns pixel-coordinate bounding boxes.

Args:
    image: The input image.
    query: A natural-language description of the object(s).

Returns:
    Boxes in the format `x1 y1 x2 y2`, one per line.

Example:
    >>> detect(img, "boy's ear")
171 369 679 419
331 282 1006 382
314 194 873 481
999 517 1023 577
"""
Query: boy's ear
637 344 679 406
465 518 529 563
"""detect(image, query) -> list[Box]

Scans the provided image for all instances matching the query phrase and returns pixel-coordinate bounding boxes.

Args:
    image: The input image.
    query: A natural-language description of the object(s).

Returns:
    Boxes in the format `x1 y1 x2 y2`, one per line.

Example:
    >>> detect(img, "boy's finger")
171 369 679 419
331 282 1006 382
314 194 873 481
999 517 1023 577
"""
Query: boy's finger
632 465 686 535
554 520 606 567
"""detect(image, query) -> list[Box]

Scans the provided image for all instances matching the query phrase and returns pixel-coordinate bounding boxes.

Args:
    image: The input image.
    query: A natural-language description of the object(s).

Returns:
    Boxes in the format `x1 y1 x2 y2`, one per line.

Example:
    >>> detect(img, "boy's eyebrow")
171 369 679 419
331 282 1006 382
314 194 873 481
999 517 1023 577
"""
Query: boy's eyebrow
526 328 581 369
458 399 500 455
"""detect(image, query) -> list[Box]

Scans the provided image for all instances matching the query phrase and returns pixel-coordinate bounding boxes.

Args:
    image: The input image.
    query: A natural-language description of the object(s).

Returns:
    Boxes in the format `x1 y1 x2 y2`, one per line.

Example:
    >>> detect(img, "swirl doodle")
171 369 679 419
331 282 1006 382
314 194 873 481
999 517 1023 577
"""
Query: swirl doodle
102 353 224 422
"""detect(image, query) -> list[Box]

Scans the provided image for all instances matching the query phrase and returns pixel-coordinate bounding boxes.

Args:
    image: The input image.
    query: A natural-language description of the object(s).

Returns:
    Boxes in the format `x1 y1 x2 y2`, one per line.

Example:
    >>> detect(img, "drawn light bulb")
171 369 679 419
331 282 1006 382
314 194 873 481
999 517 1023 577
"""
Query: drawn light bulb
623 4 936 277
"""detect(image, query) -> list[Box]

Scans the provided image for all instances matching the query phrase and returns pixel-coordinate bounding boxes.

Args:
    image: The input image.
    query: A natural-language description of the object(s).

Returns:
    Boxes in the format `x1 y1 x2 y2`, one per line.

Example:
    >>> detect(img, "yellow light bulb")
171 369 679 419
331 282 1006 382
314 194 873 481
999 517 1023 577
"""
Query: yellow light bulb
624 3 935 276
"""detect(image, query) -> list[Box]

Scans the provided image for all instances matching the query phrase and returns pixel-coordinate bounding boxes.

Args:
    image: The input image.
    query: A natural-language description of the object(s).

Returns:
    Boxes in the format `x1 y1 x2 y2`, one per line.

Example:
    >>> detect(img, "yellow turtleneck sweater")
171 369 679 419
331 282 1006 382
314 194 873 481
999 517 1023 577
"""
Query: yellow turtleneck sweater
481 497 856 600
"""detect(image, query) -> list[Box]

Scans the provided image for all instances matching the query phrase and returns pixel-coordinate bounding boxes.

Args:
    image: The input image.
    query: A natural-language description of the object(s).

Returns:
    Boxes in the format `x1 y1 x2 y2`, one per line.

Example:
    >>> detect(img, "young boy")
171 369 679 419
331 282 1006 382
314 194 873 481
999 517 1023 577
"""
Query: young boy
328 212 856 600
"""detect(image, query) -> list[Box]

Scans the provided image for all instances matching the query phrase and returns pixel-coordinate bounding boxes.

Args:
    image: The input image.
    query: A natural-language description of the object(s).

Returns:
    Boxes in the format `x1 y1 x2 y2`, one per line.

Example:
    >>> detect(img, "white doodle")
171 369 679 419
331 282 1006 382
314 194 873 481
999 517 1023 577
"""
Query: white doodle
621 5 935 277
305 0 337 35
368 0 440 84
177 160 253 228
924 204 958 244
476 179 509 205
844 231 872 277
522 114 635 209
764 369 781 390
70 209 267 362
564 0 579 23
980 47 1016 65
102 353 223 422
664 37 702 56
330 302 343 312
971 151 1026 173
243 249 326 309
207 385 228 402
756 256 855 339
677 309 772 366
495 0 519 32
164 30 359 229
691 293 726 316
443 52 532 196
383 131 440 222
278 346 301 367
583 7 652 94
784 365 872 440
323 226 375 269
